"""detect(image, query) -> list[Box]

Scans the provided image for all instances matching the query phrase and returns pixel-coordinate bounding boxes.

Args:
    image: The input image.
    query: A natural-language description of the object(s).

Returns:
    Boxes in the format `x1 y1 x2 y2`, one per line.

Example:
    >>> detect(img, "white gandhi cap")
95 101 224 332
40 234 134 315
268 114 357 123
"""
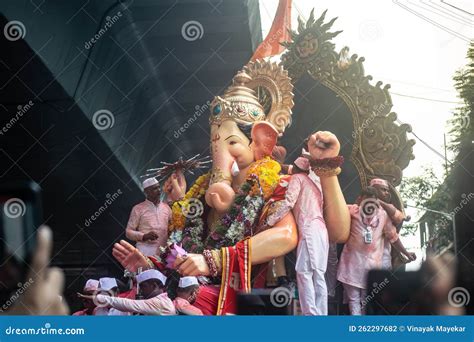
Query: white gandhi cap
83 279 99 292
178 276 199 288
136 269 167 286
99 277 118 291
142 177 159 189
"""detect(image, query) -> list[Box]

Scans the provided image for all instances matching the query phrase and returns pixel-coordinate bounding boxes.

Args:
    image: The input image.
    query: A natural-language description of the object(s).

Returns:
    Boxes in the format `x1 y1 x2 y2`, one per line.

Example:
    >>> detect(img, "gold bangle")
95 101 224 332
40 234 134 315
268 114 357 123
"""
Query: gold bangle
145 257 155 270
211 249 222 273
313 167 341 178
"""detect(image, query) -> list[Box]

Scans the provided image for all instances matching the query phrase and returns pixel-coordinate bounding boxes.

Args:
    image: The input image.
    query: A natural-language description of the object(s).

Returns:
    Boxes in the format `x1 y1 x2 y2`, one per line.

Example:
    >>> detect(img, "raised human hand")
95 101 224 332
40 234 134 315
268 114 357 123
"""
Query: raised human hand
6 226 69 315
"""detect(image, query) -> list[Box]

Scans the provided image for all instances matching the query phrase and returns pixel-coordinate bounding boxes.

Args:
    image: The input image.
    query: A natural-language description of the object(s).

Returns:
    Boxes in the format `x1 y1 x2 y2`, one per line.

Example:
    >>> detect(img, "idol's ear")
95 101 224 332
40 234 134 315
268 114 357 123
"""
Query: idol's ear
250 121 279 161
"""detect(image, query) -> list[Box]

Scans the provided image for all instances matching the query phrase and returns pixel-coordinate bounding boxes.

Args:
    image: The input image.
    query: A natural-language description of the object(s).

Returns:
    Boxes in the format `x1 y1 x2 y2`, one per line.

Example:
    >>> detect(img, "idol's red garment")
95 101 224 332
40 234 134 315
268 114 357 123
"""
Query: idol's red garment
72 309 92 316
193 285 220 315
193 239 252 315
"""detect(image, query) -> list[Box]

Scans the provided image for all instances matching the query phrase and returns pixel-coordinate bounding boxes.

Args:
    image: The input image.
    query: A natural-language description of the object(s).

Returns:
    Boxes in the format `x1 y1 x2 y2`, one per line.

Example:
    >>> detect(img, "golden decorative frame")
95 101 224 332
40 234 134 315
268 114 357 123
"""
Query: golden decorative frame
280 10 415 190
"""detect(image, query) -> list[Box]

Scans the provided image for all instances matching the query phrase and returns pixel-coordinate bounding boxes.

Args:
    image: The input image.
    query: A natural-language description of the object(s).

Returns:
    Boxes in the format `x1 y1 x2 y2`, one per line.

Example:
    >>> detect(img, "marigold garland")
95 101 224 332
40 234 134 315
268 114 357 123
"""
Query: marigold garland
247 157 281 200
168 172 210 232
168 157 281 253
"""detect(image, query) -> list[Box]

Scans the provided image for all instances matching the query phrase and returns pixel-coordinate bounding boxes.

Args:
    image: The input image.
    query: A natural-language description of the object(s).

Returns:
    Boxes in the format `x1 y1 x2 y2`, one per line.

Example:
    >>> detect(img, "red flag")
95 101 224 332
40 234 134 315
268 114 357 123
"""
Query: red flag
251 0 292 61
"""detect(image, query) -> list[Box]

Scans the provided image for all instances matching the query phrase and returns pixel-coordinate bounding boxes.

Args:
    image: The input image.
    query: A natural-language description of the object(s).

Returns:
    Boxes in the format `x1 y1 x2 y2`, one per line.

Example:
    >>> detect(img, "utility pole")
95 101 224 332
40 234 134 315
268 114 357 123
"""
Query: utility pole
406 204 457 255
443 134 449 177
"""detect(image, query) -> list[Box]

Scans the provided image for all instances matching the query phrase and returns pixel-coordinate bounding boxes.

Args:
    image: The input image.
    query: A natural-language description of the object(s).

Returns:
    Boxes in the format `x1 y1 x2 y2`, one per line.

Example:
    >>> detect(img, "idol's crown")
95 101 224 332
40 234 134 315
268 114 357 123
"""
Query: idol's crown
209 60 295 134
209 71 265 126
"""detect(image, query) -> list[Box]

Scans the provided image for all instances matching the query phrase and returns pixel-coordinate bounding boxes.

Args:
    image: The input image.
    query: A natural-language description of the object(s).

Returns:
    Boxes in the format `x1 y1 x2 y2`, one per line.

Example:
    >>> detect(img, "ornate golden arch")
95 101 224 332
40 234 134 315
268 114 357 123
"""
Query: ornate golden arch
279 10 415 202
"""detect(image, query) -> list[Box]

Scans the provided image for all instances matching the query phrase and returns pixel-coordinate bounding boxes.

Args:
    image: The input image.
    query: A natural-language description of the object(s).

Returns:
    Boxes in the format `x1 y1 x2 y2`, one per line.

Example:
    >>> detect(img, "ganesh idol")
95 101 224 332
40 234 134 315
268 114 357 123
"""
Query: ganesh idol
112 60 350 315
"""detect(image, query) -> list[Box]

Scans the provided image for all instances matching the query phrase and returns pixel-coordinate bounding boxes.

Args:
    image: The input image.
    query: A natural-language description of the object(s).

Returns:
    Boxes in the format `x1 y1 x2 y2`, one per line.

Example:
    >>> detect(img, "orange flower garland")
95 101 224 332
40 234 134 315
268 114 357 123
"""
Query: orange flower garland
247 156 281 200
168 172 210 232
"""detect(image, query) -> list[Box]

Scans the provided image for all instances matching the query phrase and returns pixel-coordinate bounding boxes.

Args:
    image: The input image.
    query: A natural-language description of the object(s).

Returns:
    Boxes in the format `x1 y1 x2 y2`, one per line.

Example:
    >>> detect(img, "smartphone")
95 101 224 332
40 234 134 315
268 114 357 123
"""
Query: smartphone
0 181 42 309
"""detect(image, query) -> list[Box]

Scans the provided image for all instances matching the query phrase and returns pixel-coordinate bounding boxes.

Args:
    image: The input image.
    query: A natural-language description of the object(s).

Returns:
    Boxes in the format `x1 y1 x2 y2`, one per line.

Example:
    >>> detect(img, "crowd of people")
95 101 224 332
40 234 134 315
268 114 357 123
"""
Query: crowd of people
70 134 416 316
73 273 202 316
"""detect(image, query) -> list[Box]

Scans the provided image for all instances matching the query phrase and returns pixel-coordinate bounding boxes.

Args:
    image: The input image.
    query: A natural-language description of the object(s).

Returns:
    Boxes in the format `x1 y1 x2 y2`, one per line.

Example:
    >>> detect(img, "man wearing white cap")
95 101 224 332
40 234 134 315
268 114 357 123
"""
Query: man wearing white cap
91 277 130 316
73 279 99 316
174 276 203 315
89 270 175 315
369 178 415 269
126 177 172 256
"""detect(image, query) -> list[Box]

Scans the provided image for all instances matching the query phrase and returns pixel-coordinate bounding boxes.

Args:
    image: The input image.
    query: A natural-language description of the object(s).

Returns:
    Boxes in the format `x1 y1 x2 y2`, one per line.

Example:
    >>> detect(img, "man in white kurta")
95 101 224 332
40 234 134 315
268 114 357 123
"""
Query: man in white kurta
126 178 171 256
95 270 175 315
267 157 329 315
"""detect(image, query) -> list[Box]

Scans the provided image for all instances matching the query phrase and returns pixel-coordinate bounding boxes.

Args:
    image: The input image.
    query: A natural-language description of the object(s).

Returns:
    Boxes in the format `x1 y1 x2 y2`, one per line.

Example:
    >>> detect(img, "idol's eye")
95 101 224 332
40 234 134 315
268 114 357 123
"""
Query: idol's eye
229 140 237 146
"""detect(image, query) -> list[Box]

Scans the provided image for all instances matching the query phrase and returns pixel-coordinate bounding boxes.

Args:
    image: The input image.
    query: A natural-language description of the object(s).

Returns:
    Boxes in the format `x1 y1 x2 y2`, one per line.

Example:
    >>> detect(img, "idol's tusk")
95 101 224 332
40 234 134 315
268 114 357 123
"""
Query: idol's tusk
231 160 240 177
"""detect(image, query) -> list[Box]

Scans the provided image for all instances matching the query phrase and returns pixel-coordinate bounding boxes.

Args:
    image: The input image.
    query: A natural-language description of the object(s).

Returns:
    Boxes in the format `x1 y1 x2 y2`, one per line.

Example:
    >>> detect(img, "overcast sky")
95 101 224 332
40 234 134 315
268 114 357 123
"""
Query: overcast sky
259 0 473 267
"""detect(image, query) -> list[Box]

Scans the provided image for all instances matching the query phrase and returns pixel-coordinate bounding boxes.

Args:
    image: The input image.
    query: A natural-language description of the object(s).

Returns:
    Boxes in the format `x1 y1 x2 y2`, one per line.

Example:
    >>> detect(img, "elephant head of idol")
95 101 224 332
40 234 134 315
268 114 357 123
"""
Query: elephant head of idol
205 60 294 213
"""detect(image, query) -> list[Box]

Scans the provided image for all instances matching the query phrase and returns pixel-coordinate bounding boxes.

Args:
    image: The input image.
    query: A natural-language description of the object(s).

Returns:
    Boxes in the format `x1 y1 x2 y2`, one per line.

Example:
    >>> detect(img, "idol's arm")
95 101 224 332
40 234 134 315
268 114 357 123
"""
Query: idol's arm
174 213 297 276
249 212 297 265
320 175 350 243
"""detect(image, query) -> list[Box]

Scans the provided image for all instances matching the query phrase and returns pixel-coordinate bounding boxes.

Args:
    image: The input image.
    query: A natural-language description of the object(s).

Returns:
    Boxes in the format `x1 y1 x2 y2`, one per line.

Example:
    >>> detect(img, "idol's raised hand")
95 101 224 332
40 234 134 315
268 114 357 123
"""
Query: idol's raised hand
308 131 341 160
164 169 187 202
112 240 149 273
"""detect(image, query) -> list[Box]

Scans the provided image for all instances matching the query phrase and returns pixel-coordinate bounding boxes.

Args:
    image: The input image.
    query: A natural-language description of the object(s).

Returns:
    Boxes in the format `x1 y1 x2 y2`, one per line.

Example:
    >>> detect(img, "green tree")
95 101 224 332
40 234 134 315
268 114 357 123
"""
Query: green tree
448 42 474 155
398 166 447 237
398 41 473 248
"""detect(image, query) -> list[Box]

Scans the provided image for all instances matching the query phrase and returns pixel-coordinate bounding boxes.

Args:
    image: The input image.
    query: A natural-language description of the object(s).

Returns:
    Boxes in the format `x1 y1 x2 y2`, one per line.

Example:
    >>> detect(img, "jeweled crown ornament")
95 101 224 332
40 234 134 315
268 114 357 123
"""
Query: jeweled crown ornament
209 60 295 134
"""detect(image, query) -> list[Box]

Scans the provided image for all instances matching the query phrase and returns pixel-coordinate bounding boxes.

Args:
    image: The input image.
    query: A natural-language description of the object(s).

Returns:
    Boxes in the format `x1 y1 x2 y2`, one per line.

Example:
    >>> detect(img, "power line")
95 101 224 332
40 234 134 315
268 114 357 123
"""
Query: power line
391 91 462 104
396 118 454 164
428 0 474 24
441 0 474 16
393 0 471 42
414 0 474 26
380 78 455 93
